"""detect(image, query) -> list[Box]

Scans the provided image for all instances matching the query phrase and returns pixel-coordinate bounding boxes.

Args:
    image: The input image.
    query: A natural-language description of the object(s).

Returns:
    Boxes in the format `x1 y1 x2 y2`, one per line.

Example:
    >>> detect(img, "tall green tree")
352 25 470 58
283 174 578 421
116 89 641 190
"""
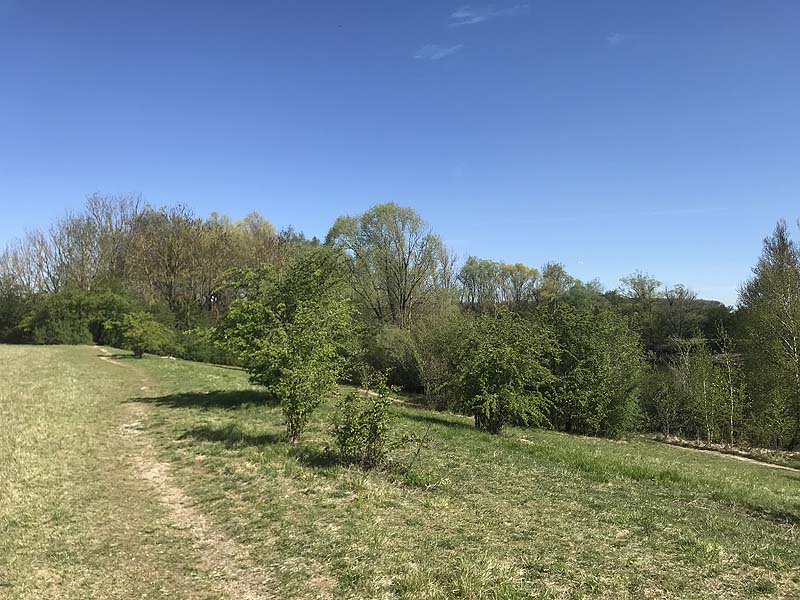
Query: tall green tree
739 220 800 448
619 270 663 351
458 256 500 310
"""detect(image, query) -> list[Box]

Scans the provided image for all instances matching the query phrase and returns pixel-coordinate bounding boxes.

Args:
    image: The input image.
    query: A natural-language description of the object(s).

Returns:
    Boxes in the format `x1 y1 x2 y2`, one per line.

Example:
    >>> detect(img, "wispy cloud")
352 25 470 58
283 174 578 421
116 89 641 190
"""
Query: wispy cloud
449 4 529 27
414 43 464 60
605 32 637 46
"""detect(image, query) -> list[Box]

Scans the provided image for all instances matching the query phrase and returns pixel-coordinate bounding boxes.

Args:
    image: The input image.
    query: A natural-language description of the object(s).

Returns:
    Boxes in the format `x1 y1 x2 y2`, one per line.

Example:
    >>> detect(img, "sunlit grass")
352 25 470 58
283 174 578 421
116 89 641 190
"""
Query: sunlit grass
137 349 800 599
2 345 799 599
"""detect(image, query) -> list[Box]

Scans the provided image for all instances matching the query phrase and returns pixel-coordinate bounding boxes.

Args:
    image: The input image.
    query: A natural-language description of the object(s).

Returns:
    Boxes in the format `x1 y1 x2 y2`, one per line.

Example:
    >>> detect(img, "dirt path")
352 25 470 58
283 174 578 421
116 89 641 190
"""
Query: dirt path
110 353 277 600
658 440 800 473
94 345 129 368
517 434 800 474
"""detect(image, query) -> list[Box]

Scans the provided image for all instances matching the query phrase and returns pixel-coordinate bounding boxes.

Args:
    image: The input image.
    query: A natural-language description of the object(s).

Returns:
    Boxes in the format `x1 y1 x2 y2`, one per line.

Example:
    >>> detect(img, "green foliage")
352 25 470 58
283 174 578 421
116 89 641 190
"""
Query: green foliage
458 256 501 309
16 289 137 346
215 247 354 443
21 291 94 345
121 311 176 358
0 275 30 343
326 202 446 328
454 310 554 433
333 372 399 469
547 304 645 437
174 327 237 365
641 332 746 444
409 307 465 411
640 365 685 436
84 291 137 346
739 220 800 449
360 324 419 390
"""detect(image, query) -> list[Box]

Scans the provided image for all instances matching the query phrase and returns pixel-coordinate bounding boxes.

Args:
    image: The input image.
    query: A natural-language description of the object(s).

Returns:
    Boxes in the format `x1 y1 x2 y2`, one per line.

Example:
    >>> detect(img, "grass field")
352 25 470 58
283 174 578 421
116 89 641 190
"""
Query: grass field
1 345 799 599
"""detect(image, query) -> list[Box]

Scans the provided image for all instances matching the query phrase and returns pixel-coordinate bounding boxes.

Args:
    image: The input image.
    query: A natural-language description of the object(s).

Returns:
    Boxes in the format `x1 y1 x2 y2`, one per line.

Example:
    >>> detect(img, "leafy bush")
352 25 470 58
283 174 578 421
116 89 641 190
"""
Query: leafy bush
409 308 465 411
0 275 30 343
174 328 237 365
454 310 554 434
333 372 398 469
362 324 420 390
215 247 354 443
121 311 176 357
21 291 93 345
546 304 644 437
85 291 137 346
17 289 139 346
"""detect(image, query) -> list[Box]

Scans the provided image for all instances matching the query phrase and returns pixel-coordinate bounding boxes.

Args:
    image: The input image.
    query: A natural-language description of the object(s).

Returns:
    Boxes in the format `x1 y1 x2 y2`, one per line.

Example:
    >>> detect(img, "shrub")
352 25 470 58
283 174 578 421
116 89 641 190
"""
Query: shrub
215 247 354 443
84 291 136 346
21 291 93 345
174 328 237 365
454 310 554 434
0 275 30 343
409 308 465 411
546 304 644 437
363 324 420 390
121 311 176 358
17 289 139 346
333 372 399 469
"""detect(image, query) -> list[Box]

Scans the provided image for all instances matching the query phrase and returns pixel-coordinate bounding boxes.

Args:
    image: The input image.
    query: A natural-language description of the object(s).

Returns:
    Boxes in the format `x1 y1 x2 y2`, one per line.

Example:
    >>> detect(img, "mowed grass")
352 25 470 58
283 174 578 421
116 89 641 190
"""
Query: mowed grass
2 345 800 599
0 345 231 599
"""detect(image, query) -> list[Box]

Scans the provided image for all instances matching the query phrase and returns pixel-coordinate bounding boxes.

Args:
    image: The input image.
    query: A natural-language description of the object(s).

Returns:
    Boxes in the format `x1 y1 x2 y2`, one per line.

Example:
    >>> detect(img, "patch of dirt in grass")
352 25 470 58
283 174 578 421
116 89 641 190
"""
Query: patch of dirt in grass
94 345 129 368
121 400 282 600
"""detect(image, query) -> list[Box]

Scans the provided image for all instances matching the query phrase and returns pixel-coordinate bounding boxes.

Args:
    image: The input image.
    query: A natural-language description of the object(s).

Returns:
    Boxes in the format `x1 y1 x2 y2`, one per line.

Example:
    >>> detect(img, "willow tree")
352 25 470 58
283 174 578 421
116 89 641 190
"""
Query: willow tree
326 203 445 328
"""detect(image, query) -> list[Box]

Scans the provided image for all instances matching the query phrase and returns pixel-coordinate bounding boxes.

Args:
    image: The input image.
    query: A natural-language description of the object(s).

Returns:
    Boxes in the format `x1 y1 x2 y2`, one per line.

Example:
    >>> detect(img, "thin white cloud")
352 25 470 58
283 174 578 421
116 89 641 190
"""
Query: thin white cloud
449 4 529 27
414 43 464 60
606 32 637 46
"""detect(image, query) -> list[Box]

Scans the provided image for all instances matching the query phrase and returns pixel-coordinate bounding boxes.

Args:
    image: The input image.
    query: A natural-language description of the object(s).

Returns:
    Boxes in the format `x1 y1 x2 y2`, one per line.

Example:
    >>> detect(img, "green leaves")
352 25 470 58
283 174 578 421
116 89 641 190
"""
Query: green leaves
454 310 554 434
121 311 176 358
333 372 399 469
215 247 354 443
547 304 644 437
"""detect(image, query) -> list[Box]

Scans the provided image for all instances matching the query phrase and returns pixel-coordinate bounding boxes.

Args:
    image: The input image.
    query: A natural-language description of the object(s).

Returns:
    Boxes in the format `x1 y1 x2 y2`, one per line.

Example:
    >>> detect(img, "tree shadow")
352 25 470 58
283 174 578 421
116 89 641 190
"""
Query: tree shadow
179 423 284 447
291 445 340 469
402 411 474 431
134 389 278 410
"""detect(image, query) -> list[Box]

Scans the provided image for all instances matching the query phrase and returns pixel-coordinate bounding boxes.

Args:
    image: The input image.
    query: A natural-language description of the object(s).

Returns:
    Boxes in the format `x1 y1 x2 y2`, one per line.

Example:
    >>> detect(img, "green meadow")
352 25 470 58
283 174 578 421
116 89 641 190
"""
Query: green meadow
1 344 798 599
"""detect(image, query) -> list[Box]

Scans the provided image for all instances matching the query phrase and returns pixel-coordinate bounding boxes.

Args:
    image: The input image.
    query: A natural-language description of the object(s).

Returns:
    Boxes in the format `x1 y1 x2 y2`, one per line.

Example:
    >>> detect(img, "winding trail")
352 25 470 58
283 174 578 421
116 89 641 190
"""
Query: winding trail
102 348 277 600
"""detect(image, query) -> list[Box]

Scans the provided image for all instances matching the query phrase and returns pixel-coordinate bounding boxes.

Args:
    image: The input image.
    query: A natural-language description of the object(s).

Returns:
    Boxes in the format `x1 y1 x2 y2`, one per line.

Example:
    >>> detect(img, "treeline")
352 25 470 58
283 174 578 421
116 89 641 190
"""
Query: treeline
2 195 799 449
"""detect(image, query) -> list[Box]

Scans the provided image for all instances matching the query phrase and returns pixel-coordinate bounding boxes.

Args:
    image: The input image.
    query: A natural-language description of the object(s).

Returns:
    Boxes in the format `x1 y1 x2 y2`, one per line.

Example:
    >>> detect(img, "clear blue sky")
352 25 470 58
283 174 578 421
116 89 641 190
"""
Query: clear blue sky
2 1 799 305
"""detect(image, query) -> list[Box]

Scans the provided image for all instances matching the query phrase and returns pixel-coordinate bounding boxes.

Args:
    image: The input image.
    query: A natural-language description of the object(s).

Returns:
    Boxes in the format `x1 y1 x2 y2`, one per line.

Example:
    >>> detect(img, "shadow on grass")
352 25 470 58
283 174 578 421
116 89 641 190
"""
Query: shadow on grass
135 389 278 410
179 423 284 447
291 445 340 469
403 411 475 431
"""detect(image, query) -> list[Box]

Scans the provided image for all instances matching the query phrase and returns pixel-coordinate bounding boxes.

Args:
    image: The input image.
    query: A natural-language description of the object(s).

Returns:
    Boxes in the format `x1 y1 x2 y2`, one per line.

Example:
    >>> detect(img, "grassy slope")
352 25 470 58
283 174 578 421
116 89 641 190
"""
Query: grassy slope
2 345 800 599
